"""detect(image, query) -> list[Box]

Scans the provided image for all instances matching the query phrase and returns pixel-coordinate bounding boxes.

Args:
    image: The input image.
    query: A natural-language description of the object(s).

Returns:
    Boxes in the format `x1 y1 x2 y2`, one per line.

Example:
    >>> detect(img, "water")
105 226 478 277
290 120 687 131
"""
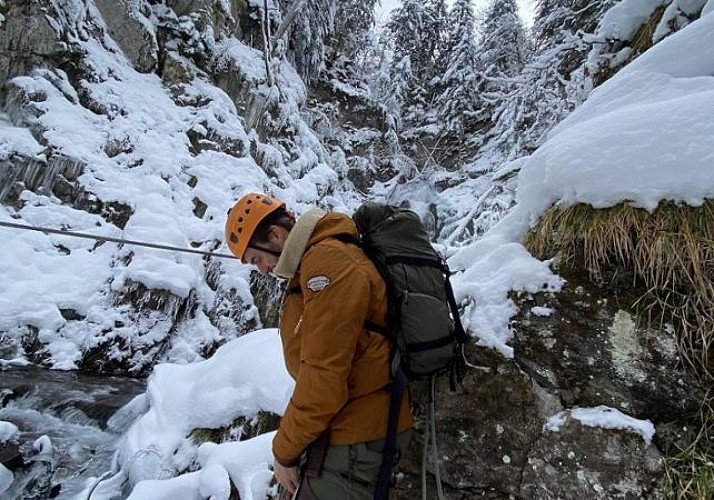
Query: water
0 365 146 499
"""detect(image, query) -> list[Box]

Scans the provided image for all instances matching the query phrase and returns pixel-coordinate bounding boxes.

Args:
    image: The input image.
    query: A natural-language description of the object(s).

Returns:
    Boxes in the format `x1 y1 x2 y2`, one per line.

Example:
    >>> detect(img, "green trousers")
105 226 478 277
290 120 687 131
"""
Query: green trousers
299 430 411 500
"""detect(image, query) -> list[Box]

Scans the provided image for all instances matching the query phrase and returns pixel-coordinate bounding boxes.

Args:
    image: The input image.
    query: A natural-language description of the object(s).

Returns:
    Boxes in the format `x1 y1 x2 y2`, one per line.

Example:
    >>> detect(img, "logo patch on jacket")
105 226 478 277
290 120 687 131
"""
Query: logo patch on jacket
307 275 331 292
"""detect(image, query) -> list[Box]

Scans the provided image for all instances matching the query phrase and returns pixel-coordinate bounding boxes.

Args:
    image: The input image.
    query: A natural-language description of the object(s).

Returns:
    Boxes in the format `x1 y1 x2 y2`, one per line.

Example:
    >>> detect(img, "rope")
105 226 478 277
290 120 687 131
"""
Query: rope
421 402 429 500
0 220 238 260
421 375 445 500
430 376 445 500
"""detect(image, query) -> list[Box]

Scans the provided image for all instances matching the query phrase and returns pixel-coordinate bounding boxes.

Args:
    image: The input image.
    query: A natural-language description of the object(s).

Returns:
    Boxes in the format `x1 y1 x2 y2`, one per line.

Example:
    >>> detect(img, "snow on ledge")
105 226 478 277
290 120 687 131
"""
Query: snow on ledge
544 406 655 445
0 421 20 443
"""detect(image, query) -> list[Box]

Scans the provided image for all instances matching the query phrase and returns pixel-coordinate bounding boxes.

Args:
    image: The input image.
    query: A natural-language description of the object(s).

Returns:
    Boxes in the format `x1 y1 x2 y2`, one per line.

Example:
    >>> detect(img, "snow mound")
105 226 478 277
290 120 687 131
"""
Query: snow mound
111 329 292 499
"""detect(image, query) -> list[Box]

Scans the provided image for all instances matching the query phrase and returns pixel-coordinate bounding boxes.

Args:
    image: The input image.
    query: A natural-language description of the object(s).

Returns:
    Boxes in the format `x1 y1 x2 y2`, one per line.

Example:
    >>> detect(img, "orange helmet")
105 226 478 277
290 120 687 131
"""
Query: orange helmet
225 193 286 262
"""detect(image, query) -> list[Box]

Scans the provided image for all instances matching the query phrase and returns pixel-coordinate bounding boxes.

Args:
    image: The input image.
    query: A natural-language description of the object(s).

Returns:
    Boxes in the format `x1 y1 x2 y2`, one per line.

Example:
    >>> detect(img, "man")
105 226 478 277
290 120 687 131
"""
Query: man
225 193 412 499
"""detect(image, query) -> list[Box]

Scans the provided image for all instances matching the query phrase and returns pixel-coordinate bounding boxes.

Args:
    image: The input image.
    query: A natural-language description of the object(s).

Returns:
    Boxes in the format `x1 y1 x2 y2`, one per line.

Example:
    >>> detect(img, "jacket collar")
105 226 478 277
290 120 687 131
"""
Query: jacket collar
274 208 327 279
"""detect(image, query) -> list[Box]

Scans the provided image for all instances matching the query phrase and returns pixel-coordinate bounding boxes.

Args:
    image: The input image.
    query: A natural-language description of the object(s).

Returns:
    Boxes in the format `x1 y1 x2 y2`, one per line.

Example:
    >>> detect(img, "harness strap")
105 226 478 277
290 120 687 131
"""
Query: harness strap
305 429 331 478
373 365 408 500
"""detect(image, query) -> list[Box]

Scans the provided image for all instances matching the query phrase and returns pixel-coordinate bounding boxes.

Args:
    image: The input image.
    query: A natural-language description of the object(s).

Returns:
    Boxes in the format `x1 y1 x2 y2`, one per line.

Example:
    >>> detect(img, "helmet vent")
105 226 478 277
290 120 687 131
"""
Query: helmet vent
230 233 238 243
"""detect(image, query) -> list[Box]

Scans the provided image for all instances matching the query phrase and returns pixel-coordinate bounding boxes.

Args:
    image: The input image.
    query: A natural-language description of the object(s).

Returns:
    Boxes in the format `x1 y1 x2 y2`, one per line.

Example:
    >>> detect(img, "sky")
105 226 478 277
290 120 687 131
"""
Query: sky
376 0 537 28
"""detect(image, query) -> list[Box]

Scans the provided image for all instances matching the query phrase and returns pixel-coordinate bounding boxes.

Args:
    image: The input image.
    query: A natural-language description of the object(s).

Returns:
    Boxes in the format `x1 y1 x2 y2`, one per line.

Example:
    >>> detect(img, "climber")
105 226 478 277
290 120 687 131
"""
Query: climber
225 193 412 499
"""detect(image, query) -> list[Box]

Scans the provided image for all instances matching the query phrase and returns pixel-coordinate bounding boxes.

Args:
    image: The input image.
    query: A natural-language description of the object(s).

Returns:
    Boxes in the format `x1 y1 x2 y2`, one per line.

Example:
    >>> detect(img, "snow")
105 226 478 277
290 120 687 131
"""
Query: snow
98 328 292 499
0 463 12 496
530 306 553 317
0 113 45 160
448 11 714 357
0 420 19 442
598 0 663 40
0 8 284 368
545 406 656 445
449 235 563 357
501 11 714 229
32 434 53 456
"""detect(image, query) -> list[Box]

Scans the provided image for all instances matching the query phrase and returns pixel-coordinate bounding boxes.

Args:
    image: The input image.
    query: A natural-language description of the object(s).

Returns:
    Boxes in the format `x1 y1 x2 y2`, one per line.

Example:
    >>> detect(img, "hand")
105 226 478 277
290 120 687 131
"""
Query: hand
273 458 300 497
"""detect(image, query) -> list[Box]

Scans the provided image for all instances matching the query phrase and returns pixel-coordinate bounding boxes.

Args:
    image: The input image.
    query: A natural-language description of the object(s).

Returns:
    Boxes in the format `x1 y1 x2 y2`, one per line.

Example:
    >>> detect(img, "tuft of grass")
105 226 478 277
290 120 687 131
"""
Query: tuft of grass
630 5 667 57
662 391 714 500
526 199 714 380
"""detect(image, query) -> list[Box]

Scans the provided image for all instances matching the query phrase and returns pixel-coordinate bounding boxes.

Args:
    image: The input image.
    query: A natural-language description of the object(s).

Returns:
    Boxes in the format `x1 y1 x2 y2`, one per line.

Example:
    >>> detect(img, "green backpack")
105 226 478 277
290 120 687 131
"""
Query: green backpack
348 202 470 382
339 202 473 500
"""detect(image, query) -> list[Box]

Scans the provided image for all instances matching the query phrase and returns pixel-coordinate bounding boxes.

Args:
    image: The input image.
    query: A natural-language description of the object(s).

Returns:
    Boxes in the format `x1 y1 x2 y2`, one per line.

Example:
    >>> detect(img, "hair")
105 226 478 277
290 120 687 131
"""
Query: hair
249 207 295 246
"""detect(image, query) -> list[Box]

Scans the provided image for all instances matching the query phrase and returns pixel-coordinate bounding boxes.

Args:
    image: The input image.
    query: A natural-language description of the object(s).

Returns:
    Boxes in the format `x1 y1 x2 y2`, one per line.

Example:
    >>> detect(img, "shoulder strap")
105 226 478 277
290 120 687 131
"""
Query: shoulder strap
443 266 469 345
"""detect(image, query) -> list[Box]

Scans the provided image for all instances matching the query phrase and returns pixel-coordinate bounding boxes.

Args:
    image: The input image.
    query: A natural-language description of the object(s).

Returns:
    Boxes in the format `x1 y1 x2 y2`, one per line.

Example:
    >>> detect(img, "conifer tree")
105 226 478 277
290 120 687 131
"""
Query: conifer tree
432 0 483 144
533 0 615 70
383 0 433 129
332 0 379 65
476 0 528 89
424 0 450 77
279 0 338 81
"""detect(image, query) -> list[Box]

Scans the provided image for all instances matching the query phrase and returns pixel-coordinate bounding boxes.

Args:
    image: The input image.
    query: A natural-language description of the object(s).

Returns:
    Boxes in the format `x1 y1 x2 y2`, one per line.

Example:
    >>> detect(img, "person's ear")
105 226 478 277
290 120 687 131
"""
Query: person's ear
268 225 281 244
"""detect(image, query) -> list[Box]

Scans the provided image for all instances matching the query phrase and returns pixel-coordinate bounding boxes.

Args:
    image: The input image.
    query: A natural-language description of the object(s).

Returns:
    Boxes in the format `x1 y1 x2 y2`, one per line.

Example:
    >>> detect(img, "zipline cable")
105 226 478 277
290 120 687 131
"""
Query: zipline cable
0 220 238 260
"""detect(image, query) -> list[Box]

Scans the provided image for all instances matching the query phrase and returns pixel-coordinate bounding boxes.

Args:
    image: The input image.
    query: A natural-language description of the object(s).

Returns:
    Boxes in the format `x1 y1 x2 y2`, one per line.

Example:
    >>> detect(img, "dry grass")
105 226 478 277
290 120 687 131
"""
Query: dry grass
526 200 714 499
630 5 667 57
662 391 714 500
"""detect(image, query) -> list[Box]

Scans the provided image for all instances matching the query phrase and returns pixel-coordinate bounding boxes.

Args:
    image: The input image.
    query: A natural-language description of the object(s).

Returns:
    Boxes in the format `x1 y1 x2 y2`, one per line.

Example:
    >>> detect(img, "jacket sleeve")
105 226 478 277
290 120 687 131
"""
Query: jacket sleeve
272 243 370 465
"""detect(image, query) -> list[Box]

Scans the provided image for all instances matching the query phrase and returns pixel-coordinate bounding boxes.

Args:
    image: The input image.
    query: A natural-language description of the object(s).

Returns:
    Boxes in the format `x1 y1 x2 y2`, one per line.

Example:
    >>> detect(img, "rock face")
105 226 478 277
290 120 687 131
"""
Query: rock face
512 275 701 422
391 270 704 499
93 0 158 73
0 0 286 374
0 1 65 88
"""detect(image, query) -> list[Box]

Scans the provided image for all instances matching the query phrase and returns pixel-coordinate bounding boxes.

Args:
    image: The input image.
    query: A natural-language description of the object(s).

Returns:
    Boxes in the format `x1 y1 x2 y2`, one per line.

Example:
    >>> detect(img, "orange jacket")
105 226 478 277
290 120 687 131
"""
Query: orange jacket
271 210 412 465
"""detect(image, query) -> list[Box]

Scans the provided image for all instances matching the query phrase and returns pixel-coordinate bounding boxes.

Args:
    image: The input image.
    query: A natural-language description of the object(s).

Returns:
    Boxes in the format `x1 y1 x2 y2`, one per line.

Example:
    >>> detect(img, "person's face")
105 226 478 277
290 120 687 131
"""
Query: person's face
242 225 287 275
244 245 280 275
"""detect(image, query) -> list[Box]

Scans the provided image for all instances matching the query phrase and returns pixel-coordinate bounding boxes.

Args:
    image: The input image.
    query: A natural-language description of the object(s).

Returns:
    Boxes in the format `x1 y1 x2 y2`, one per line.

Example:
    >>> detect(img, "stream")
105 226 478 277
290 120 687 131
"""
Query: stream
0 364 146 499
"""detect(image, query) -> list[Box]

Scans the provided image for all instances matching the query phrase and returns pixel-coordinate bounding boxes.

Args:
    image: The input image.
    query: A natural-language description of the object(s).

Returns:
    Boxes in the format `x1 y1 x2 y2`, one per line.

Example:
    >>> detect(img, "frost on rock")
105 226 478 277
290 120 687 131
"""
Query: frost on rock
0 0 349 372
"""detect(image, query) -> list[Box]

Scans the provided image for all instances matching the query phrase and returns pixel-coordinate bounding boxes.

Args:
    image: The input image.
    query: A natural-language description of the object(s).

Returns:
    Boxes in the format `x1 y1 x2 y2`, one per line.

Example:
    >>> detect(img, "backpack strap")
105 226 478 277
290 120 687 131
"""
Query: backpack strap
373 364 408 500
443 267 469 345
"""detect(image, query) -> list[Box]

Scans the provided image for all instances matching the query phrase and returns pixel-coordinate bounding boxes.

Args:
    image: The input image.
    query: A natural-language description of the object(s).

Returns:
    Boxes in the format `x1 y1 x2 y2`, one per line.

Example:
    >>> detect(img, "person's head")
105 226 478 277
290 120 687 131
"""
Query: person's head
225 193 294 275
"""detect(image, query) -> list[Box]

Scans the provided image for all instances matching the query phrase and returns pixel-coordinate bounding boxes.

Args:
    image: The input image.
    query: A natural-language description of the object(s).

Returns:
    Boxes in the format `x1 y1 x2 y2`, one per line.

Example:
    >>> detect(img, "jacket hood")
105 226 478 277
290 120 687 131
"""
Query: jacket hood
274 209 358 279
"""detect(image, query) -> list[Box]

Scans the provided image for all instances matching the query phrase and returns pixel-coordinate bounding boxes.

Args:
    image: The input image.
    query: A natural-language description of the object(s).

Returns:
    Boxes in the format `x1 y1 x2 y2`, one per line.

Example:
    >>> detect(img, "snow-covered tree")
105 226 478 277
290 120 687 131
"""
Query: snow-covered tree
454 0 526 161
534 0 614 50
383 0 434 128
424 0 450 76
476 0 528 92
279 0 338 81
331 0 379 65
482 47 578 161
431 0 483 146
